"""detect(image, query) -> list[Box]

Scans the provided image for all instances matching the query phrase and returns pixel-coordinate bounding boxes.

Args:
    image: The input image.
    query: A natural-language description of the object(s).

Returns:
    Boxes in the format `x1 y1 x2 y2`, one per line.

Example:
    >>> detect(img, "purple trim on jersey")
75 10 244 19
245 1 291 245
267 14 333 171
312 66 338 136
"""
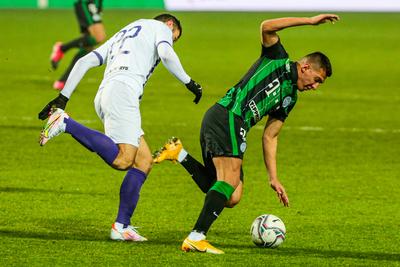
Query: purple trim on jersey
143 58 161 87
92 51 103 65
156 40 172 47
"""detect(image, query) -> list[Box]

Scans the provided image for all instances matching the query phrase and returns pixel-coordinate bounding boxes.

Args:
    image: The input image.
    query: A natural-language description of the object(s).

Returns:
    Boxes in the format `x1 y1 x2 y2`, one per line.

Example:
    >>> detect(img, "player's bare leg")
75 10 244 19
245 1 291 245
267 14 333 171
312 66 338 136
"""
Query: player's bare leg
225 181 242 208
133 137 154 174
88 23 106 43
112 144 137 170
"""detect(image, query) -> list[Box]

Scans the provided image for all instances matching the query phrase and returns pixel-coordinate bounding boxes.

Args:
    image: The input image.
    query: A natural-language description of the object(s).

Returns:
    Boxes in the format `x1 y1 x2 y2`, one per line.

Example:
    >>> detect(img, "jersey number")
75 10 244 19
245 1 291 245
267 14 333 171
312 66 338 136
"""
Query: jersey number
109 25 142 61
264 78 280 97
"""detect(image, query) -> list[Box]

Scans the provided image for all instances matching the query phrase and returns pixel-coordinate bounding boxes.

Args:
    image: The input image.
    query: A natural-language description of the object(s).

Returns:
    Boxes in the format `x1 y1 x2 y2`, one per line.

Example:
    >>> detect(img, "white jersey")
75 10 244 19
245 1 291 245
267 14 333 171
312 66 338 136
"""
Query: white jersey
93 19 174 93
60 18 191 99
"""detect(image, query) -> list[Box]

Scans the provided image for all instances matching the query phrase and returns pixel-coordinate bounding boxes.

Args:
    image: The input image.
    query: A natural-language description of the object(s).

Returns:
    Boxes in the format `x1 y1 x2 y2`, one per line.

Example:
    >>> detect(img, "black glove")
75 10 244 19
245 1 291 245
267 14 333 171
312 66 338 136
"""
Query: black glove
185 79 202 104
38 94 69 120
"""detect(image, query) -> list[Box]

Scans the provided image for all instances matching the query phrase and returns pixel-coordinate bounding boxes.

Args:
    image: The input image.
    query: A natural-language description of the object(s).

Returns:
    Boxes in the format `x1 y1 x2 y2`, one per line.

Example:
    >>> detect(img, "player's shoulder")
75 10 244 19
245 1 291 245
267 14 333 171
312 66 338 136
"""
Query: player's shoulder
261 39 289 59
125 19 169 33
130 19 164 27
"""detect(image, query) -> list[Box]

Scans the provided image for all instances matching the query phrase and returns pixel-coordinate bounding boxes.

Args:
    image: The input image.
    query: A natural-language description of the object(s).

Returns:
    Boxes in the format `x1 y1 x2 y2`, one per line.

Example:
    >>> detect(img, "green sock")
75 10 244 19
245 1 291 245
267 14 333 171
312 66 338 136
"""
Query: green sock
192 181 235 234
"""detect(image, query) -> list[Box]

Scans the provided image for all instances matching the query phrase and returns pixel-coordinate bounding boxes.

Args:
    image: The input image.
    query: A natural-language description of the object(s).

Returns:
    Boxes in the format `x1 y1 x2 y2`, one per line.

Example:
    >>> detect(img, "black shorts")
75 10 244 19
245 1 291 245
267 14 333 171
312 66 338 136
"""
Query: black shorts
74 0 102 34
200 103 247 180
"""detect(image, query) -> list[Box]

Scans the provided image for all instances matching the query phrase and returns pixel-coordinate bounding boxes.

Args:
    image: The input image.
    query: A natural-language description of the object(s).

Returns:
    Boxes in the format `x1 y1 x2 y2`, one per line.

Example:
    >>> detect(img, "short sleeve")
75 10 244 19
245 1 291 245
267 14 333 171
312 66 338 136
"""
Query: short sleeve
269 101 296 122
269 109 287 122
261 40 288 59
155 22 173 47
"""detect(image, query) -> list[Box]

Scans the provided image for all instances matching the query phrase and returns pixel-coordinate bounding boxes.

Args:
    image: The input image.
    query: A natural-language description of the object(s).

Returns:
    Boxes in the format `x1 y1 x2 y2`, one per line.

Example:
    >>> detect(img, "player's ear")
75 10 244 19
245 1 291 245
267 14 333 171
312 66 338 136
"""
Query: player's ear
301 63 311 73
166 19 174 28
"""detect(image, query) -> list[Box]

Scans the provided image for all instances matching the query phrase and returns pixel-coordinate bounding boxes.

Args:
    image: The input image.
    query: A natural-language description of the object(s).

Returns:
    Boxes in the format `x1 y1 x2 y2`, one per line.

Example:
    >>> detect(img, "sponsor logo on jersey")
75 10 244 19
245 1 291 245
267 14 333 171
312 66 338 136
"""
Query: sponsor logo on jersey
249 100 260 122
283 96 292 108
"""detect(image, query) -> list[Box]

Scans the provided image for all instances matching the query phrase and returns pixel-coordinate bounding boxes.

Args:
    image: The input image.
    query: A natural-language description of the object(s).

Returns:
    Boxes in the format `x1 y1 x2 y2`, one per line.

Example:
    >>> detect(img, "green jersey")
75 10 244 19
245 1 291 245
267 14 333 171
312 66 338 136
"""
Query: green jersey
77 0 103 11
218 41 298 131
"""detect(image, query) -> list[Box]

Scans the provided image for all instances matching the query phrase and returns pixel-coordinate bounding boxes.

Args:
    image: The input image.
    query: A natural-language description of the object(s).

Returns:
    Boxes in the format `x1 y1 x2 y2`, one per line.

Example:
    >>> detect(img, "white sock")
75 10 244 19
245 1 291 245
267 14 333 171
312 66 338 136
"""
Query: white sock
114 222 125 231
177 148 188 163
188 231 206 241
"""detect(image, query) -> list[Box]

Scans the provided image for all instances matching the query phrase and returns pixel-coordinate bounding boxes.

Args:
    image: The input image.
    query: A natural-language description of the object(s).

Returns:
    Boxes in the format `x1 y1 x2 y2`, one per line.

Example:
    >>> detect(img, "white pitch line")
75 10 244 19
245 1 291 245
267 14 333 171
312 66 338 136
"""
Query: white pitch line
253 125 400 134
0 116 399 134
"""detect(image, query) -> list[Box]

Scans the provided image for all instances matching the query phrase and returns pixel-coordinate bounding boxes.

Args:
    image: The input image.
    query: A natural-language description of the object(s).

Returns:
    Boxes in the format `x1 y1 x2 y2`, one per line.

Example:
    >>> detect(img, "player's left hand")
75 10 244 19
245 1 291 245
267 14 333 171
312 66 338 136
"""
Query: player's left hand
185 79 202 104
270 179 289 207
38 93 69 120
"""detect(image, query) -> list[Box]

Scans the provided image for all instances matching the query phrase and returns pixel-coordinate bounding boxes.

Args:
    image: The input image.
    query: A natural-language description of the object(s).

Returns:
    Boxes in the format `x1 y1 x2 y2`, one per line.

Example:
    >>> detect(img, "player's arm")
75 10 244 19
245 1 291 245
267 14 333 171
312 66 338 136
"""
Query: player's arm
157 42 202 104
60 52 102 98
38 41 109 120
262 116 289 207
260 14 339 47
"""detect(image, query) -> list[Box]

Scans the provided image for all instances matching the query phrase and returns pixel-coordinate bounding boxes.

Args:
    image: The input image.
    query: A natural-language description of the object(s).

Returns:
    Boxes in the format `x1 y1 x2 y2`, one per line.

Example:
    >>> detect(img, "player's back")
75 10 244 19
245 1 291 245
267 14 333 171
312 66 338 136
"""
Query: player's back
98 19 173 91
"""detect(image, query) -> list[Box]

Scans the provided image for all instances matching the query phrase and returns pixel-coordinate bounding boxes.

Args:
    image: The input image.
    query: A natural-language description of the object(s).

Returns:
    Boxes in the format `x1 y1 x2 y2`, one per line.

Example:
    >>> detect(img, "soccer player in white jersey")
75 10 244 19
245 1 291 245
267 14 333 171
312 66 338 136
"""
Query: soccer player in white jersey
38 14 203 241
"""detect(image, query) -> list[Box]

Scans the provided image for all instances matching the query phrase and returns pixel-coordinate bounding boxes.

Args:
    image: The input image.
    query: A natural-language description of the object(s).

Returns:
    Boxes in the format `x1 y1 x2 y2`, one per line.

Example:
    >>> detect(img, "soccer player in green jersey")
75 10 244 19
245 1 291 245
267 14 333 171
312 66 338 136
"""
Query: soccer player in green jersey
50 0 106 90
154 14 339 254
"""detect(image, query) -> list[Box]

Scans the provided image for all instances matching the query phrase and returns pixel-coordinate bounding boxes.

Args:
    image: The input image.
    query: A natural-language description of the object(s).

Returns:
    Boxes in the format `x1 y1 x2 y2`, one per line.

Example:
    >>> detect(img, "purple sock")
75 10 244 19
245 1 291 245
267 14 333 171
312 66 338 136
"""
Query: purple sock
64 117 119 166
116 168 147 226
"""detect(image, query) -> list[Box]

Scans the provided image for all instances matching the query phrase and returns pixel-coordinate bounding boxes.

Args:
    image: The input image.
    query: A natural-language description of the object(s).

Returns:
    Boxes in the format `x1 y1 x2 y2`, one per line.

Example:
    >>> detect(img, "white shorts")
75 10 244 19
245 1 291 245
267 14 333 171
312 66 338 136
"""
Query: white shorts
94 79 144 147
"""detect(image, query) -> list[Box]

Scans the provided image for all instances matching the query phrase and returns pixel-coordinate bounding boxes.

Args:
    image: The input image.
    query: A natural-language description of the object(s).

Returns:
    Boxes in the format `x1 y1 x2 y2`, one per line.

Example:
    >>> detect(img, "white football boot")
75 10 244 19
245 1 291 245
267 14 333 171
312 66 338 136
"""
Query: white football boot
39 108 69 146
110 223 148 241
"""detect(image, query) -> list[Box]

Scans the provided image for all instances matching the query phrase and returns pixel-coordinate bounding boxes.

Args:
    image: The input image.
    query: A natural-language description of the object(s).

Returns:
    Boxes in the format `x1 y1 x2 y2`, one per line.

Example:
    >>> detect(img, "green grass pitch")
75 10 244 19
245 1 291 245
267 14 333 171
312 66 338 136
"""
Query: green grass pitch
0 9 399 266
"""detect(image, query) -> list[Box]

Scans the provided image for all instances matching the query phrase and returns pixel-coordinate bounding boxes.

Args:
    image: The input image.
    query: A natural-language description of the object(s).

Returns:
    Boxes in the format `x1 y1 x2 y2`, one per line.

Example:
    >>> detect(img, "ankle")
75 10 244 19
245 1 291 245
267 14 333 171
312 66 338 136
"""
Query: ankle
188 230 206 241
177 148 188 162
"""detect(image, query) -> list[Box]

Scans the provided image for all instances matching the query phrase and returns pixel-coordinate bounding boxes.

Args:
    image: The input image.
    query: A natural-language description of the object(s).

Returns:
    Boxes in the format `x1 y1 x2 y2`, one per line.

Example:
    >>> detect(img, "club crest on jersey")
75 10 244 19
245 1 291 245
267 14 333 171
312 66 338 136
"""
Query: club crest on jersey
240 142 247 153
283 96 292 108
286 62 291 72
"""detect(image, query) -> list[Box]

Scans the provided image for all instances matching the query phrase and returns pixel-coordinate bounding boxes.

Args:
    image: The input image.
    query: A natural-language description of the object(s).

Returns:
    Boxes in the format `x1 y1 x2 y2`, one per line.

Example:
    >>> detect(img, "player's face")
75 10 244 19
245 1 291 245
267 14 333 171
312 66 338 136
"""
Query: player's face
297 64 326 92
165 20 181 43
172 28 181 43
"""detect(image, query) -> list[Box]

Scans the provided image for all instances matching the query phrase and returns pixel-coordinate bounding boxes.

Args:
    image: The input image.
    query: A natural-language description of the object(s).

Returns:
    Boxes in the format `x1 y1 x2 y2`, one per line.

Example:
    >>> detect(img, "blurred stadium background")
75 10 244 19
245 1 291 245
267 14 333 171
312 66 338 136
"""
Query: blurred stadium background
0 0 399 266
2 0 400 11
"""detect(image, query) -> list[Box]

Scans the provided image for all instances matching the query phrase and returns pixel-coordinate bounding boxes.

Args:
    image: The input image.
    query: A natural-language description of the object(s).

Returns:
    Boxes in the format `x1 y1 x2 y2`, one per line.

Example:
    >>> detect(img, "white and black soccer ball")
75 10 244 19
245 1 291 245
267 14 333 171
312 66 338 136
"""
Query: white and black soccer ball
250 214 286 248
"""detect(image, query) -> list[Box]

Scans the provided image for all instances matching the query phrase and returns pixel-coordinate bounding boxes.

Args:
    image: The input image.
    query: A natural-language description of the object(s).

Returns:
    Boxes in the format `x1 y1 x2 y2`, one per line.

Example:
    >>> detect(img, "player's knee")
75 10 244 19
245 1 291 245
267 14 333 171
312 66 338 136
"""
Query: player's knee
225 197 241 208
93 32 106 43
112 153 135 171
134 156 153 174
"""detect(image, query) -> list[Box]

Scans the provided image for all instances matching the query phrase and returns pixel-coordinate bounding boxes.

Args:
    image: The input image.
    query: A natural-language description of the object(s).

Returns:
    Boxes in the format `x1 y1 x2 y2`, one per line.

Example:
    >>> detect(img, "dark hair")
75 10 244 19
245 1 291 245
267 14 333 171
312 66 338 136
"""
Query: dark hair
154 13 182 38
304 52 332 77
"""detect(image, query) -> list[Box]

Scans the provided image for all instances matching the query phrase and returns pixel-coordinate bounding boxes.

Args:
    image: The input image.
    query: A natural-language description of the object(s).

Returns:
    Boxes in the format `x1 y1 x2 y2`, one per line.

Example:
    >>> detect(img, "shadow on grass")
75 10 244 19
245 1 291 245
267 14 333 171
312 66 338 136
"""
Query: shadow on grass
0 228 185 247
227 244 400 262
0 124 41 131
0 225 186 247
0 186 106 196
0 229 109 242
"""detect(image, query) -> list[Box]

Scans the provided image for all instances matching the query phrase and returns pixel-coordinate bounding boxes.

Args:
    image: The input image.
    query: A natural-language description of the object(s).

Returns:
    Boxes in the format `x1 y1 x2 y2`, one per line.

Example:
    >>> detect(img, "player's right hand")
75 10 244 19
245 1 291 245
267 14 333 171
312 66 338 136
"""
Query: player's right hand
270 179 289 207
310 14 340 25
185 79 202 104
38 94 69 120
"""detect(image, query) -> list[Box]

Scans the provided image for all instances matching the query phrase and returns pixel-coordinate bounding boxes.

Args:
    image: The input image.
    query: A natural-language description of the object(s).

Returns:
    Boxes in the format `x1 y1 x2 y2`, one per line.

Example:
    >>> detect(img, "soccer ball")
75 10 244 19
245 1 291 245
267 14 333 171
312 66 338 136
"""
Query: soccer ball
250 214 286 248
